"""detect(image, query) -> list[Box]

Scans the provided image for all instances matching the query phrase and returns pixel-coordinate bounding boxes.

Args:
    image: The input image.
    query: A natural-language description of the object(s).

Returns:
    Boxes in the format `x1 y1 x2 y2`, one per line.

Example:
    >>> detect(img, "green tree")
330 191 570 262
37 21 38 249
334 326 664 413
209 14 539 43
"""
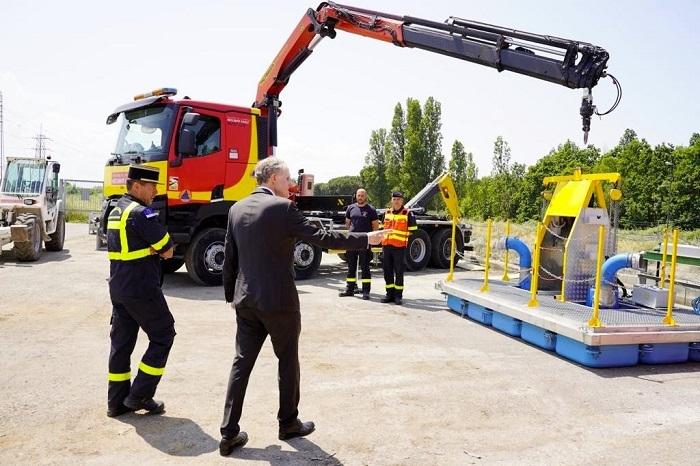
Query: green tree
360 128 391 205
386 103 406 190
316 176 362 196
422 97 445 180
400 98 426 197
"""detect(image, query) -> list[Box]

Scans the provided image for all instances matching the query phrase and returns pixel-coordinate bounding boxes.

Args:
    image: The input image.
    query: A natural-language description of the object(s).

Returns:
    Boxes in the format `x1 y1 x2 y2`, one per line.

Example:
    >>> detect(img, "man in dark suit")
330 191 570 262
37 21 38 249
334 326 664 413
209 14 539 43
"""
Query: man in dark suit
219 157 388 456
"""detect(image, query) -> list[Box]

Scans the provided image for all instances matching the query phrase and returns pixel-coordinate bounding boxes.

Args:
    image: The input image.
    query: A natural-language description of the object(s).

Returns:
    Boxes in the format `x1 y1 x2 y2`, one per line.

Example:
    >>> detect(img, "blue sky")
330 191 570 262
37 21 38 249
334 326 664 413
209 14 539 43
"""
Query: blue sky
1 0 698 181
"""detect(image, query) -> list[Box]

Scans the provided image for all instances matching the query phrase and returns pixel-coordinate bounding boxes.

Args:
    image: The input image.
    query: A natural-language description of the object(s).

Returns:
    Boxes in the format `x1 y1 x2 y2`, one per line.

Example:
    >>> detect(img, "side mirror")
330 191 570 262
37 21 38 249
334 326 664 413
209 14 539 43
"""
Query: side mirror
53 163 61 174
170 112 200 167
178 128 197 156
182 112 200 126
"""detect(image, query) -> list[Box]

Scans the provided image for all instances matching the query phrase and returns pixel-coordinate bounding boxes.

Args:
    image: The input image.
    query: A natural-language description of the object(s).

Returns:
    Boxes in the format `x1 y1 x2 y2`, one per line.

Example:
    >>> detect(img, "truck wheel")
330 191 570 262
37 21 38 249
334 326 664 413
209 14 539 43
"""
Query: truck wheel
185 227 226 286
13 214 43 262
45 212 66 251
162 258 185 274
429 228 464 268
96 233 107 250
294 240 322 280
405 229 431 271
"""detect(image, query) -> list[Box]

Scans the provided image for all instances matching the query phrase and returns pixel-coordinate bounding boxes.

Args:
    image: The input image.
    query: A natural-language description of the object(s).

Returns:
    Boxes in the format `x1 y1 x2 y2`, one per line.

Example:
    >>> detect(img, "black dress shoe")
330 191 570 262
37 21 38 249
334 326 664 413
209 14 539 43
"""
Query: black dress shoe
279 419 315 440
339 289 355 297
380 296 394 303
219 431 248 456
107 403 135 418
123 396 165 414
394 298 403 305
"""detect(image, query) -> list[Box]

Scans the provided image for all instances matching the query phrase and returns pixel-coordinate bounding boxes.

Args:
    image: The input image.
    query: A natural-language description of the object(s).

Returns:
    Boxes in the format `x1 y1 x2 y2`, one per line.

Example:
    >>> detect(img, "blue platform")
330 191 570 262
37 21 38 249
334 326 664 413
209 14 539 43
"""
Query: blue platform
492 311 522 336
555 335 639 368
466 302 493 325
439 278 700 368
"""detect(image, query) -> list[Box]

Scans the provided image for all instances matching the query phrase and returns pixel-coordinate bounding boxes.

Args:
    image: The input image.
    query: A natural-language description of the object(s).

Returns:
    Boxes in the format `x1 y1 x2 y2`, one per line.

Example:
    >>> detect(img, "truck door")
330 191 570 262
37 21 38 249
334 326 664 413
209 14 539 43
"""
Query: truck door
222 111 259 202
167 108 226 206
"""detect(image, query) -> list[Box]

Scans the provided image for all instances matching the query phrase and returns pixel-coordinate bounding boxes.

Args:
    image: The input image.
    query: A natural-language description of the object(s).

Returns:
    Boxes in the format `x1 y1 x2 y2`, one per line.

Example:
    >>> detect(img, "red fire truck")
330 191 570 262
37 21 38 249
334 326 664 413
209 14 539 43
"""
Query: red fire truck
99 2 617 285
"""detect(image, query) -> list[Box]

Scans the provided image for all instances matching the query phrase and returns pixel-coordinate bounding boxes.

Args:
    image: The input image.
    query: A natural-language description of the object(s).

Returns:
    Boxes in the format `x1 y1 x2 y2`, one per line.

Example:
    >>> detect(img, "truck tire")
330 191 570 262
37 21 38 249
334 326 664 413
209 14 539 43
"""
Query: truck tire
96 233 107 250
294 240 322 280
429 227 464 269
185 227 226 286
405 229 431 271
13 214 43 262
45 212 66 251
162 258 185 274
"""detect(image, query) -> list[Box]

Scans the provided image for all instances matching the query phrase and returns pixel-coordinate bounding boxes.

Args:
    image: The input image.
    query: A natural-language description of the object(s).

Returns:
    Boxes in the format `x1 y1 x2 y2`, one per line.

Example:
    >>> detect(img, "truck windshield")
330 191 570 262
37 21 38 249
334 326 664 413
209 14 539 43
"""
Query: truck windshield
113 104 175 163
1 160 46 195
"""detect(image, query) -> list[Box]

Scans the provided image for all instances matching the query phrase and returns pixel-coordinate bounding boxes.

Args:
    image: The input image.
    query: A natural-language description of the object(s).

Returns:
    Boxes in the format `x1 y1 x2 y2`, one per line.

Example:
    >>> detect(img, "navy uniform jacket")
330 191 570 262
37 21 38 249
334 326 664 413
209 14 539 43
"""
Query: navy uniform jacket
223 187 369 315
107 194 173 298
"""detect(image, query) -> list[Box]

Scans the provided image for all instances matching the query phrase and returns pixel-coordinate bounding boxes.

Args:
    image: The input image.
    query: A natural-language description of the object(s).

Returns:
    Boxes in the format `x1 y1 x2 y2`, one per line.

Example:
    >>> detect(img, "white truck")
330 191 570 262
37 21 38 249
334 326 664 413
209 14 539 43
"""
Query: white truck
0 157 66 261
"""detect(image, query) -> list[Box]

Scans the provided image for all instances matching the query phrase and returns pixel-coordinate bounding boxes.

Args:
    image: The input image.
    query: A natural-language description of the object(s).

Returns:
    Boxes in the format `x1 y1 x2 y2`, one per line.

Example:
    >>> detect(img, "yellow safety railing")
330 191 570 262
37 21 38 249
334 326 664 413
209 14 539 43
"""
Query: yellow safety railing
528 223 543 307
659 227 669 289
446 219 457 282
558 241 568 303
587 224 605 328
501 220 510 282
480 219 492 292
662 228 679 326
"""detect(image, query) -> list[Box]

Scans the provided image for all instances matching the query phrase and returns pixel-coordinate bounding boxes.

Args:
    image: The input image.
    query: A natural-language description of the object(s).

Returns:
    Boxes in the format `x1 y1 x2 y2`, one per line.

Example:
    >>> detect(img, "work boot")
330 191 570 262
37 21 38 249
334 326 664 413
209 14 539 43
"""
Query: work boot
362 292 370 300
219 431 249 456
394 298 403 305
279 419 316 440
380 295 394 303
107 403 135 418
338 288 355 297
123 396 165 415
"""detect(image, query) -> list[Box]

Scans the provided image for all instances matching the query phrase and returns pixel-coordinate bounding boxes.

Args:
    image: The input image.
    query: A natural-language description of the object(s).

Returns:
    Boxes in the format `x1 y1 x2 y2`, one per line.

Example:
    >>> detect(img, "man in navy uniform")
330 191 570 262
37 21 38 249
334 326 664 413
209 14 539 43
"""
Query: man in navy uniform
106 164 175 417
339 188 379 300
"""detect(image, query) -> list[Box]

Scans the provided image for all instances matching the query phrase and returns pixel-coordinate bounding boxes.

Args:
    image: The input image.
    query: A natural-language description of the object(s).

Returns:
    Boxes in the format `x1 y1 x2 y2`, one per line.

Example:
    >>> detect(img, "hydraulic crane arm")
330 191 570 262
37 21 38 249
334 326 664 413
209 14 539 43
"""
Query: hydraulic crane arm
256 2 618 153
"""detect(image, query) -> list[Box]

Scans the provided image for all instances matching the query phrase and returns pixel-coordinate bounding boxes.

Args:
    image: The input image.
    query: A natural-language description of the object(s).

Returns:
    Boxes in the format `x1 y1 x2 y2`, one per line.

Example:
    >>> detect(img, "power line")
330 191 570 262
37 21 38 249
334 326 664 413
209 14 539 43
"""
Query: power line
33 125 51 159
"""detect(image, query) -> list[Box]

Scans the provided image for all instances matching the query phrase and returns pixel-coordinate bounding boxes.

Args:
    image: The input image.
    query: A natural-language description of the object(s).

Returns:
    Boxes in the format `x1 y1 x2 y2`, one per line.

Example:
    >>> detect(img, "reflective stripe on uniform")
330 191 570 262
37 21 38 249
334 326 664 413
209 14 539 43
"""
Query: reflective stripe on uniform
151 232 170 251
108 371 131 382
385 284 395 289
346 278 357 283
138 361 165 376
394 285 404 290
109 201 152 261
361 279 371 283
408 226 418 231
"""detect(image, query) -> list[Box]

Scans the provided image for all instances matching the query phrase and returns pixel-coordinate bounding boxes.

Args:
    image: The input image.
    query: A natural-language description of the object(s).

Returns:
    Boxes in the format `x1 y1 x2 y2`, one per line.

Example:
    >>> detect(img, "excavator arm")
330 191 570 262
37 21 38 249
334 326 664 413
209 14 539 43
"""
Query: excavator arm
256 2 618 154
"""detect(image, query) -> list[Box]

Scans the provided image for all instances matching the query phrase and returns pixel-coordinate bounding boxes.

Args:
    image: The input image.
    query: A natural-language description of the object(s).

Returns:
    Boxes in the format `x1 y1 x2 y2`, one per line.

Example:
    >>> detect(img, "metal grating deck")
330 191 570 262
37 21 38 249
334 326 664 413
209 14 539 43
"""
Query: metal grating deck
438 278 700 345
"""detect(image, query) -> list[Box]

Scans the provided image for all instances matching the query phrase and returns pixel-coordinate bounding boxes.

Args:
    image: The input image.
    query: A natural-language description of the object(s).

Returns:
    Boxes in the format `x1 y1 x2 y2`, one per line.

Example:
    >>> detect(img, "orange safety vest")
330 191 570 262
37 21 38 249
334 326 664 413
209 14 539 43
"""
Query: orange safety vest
382 208 411 248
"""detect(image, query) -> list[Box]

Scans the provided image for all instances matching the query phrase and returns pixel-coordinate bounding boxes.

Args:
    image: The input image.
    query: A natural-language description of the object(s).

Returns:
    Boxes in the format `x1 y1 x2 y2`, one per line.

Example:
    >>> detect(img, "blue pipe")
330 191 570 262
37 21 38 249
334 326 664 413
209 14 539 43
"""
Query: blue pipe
504 236 532 290
602 253 633 286
587 253 636 308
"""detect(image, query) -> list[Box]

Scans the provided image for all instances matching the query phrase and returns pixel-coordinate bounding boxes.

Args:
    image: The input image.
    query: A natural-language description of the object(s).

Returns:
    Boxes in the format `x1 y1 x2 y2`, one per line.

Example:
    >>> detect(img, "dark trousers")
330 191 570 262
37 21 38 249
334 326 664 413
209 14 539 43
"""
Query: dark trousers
345 248 372 293
382 246 406 299
220 307 302 438
108 292 175 410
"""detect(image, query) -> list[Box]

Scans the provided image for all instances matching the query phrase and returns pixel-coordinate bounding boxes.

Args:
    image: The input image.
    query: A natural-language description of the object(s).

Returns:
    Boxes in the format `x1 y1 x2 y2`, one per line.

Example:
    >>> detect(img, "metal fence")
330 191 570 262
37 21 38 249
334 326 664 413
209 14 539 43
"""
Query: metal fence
60 179 103 221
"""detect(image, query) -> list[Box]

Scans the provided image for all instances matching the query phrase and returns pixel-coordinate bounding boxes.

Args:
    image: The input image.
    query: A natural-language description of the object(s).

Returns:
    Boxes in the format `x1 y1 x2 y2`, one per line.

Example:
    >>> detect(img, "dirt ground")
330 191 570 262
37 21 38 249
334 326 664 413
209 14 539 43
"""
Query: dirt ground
1 223 700 465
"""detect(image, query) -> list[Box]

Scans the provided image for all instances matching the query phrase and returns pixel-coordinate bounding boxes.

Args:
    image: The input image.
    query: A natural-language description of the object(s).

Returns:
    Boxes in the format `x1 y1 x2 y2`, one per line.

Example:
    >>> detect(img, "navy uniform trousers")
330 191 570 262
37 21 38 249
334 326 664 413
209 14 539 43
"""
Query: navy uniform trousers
382 246 406 300
108 291 175 410
345 248 372 294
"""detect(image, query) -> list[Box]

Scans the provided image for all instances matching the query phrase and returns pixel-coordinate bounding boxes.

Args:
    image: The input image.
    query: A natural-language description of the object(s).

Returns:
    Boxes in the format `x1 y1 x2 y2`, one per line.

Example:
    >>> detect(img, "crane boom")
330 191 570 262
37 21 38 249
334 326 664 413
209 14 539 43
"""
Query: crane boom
256 2 617 153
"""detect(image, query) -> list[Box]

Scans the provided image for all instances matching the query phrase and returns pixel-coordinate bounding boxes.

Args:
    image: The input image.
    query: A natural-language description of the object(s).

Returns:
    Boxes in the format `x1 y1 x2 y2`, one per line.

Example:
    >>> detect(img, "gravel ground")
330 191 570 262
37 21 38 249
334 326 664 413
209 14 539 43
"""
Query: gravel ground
1 223 699 465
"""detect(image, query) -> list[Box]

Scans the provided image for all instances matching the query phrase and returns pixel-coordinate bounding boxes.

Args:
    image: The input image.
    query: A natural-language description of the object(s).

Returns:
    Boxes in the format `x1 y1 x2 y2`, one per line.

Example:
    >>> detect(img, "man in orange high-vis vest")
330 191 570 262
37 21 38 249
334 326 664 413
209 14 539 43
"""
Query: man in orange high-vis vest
381 192 417 305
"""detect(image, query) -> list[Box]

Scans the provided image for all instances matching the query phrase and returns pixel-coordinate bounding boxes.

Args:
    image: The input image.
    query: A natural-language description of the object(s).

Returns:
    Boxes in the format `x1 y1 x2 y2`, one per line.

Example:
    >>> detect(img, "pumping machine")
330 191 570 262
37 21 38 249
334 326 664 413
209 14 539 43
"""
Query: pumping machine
439 169 700 367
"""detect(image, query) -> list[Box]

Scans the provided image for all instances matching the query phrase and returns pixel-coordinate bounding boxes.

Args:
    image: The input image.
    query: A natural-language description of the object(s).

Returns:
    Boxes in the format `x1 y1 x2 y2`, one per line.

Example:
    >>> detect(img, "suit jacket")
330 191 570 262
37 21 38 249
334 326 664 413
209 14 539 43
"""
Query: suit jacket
223 187 368 314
